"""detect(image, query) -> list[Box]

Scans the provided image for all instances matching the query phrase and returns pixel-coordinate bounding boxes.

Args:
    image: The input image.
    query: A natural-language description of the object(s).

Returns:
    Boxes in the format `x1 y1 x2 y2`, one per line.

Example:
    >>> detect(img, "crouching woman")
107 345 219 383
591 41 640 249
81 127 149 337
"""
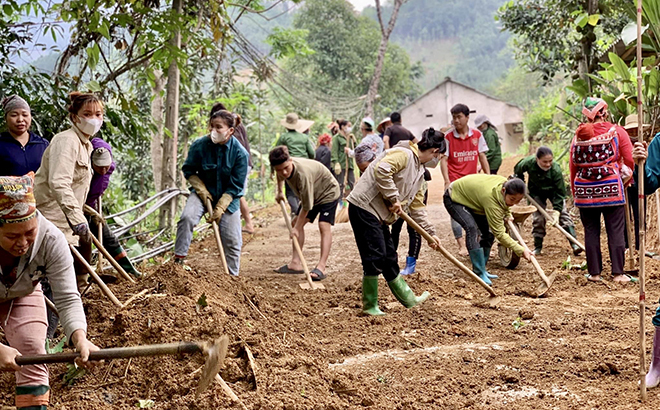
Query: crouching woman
443 175 532 286
347 132 443 316
0 173 98 409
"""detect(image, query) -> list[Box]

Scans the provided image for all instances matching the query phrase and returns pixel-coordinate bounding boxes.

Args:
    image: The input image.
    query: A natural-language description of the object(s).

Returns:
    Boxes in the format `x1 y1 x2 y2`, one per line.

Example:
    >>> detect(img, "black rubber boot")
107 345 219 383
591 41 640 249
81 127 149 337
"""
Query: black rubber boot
533 237 543 255
563 225 582 256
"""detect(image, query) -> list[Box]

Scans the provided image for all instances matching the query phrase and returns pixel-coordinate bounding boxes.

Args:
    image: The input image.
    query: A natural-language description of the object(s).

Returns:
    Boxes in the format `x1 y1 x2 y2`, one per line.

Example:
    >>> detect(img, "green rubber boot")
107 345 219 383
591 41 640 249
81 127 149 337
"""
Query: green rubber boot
481 246 498 279
469 248 491 286
387 275 430 308
563 225 582 256
362 276 386 316
533 237 543 255
117 254 143 278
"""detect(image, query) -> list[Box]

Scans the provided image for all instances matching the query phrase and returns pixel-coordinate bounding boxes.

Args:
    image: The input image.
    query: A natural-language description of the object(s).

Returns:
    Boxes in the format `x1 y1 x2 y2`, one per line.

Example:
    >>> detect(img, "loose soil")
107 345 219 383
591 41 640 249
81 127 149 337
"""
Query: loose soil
3 156 660 409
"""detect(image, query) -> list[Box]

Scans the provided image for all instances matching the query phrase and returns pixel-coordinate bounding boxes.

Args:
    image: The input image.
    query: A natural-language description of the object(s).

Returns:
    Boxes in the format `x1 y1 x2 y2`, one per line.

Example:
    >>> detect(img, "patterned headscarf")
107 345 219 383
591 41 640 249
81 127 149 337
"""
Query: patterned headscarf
1 95 30 116
318 133 332 146
354 144 376 164
582 97 608 122
0 173 37 224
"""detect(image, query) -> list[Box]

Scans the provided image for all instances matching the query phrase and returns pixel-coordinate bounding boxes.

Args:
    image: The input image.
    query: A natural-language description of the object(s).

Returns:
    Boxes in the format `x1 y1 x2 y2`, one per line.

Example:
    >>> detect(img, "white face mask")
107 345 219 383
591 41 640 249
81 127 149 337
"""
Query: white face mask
424 157 440 169
211 129 228 144
76 117 103 136
345 126 352 133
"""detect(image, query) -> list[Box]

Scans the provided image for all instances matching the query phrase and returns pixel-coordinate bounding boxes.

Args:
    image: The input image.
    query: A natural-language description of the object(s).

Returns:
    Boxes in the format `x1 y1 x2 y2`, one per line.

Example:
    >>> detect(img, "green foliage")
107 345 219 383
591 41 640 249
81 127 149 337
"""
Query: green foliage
363 0 514 90
497 0 630 83
283 0 421 119
267 27 314 59
45 336 67 354
525 93 561 137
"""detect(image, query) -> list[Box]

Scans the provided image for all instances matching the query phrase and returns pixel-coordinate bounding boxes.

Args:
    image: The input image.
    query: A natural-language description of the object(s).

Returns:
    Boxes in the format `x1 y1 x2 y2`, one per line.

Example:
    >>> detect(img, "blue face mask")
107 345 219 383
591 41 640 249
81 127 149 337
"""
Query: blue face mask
424 157 440 169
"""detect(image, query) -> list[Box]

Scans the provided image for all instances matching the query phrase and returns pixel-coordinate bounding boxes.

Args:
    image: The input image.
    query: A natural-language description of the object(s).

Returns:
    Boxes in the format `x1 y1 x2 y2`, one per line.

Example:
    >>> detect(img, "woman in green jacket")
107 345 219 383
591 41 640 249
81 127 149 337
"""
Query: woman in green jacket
514 146 581 256
443 174 532 285
475 115 502 175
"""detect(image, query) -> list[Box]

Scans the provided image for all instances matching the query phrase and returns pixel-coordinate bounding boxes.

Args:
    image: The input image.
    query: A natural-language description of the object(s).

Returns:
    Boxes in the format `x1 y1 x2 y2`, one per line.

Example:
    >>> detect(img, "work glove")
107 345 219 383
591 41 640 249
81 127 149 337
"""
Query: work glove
188 175 212 206
211 193 232 223
334 162 342 175
72 222 91 243
90 213 103 226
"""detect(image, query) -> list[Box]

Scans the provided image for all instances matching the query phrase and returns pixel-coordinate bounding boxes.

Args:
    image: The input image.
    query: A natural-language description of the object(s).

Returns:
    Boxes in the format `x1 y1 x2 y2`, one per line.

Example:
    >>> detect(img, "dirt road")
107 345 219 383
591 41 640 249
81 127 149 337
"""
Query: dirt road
7 157 660 409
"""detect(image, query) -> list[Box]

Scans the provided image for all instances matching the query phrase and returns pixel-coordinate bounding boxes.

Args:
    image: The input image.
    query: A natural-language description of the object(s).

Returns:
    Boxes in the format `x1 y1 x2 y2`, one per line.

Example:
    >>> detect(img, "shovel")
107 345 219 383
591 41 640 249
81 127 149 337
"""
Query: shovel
278 200 325 290
524 194 585 253
204 199 230 276
16 336 228 398
506 219 554 296
398 213 501 307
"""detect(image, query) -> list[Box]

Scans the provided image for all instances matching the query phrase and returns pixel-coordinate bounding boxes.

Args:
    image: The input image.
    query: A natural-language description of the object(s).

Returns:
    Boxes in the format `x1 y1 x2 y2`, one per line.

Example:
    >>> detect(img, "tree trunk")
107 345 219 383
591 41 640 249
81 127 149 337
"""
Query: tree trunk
150 69 166 192
159 0 183 229
366 0 405 118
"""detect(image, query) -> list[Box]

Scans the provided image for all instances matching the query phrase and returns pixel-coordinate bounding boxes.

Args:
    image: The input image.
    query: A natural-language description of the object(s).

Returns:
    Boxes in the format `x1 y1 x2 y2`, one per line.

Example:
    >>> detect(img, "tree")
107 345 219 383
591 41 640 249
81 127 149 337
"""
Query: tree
365 0 406 118
497 0 630 84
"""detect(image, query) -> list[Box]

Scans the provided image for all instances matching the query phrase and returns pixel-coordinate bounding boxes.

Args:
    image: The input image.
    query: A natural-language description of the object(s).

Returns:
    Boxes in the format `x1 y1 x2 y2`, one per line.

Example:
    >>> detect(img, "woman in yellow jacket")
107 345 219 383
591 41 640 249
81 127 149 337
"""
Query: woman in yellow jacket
443 174 532 285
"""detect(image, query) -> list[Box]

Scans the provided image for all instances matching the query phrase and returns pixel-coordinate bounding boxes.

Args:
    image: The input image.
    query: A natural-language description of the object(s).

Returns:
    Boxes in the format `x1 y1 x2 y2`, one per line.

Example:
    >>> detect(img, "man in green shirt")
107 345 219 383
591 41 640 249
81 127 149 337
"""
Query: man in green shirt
277 113 315 215
475 115 502 174
270 146 340 281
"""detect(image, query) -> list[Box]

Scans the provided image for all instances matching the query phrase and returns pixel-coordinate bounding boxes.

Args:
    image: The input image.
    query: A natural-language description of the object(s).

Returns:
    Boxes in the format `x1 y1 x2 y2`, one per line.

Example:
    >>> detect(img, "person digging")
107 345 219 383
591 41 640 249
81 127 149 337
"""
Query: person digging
514 146 582 256
347 133 443 316
270 146 340 281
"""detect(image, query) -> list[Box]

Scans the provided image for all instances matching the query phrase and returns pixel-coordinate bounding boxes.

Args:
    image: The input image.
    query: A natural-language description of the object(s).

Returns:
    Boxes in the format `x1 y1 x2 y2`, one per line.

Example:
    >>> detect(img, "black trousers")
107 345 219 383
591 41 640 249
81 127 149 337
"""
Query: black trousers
390 190 427 259
348 204 399 281
579 205 625 276
443 190 493 251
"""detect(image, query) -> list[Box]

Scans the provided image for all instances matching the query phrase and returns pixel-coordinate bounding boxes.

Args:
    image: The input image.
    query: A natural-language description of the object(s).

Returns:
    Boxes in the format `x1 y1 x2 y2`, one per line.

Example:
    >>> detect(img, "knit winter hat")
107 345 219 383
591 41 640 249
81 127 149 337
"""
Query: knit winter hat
1 95 30 116
92 147 112 167
318 133 332 146
354 144 376 164
0 173 37 224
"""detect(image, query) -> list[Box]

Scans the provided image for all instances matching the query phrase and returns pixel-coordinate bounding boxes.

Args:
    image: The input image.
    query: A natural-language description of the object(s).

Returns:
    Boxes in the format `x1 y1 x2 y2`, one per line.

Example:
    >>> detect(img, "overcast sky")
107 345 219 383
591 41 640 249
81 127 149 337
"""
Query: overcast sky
348 0 371 11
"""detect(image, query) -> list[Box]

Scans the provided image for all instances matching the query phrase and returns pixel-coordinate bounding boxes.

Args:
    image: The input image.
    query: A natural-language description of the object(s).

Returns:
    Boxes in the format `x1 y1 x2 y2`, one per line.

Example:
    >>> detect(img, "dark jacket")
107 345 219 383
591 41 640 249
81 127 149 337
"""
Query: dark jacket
514 155 567 211
633 132 660 195
183 135 249 214
315 145 332 171
0 131 49 176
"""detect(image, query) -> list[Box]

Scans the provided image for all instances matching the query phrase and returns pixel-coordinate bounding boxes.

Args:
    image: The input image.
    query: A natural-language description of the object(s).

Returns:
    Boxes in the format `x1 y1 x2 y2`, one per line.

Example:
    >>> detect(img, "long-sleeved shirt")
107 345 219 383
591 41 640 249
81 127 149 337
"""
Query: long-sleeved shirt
514 155 566 211
286 158 340 211
0 213 87 339
278 130 314 159
34 126 93 246
182 134 249 214
348 133 384 157
331 133 354 171
347 141 435 235
449 174 524 256
0 131 49 176
569 122 634 192
482 126 502 171
632 133 660 195
86 137 116 208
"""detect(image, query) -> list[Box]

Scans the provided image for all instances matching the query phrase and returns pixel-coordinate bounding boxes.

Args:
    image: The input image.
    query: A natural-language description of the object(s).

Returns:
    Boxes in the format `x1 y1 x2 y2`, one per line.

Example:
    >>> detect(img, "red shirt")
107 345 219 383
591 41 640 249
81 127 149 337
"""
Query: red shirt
444 128 486 182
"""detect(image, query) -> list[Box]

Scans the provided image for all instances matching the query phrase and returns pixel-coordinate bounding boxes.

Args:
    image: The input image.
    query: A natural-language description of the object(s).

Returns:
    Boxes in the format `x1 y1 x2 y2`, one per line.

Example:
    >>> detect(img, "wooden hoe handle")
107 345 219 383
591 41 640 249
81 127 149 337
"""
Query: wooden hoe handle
205 199 230 276
506 219 551 287
279 200 315 289
398 213 499 297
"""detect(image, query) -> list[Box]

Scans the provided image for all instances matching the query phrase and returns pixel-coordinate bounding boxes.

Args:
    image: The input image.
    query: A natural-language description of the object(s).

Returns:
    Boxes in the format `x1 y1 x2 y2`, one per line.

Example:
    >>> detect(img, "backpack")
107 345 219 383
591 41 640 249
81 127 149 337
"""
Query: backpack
571 126 625 207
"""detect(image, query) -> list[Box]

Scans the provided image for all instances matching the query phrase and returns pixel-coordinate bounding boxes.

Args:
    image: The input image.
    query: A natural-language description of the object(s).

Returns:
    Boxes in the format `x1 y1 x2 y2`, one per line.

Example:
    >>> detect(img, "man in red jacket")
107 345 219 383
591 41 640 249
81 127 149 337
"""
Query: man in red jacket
440 103 490 256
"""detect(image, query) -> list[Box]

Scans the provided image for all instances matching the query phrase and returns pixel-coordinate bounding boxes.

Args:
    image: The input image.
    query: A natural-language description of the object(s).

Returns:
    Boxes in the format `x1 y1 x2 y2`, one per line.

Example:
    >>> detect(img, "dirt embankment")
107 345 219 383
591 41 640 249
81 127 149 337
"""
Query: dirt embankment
2 162 660 409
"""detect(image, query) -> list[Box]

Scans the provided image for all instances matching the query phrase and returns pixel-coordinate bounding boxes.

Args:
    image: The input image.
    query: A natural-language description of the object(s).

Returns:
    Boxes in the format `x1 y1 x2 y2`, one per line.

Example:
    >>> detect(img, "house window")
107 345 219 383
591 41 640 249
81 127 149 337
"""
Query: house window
425 114 433 118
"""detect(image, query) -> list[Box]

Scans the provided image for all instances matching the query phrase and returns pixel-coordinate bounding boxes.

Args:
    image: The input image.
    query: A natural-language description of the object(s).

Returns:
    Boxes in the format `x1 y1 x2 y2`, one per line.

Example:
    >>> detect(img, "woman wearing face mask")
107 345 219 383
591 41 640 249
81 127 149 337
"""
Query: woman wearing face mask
331 119 355 197
444 175 532 286
34 92 104 289
390 127 443 276
347 130 443 316
173 110 249 274
514 146 581 256
0 95 49 177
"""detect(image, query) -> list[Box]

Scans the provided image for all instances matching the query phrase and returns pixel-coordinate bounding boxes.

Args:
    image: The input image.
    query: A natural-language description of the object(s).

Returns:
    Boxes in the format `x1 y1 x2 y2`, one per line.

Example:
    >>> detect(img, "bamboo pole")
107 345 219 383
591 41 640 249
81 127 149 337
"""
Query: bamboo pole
636 0 647 400
204 199 230 276
70 245 122 307
624 191 637 271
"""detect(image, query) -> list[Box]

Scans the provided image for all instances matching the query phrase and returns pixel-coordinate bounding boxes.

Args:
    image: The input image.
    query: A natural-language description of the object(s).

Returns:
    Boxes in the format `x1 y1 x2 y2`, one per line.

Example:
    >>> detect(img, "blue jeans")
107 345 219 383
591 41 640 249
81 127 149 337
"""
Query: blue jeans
174 192 242 276
451 217 463 239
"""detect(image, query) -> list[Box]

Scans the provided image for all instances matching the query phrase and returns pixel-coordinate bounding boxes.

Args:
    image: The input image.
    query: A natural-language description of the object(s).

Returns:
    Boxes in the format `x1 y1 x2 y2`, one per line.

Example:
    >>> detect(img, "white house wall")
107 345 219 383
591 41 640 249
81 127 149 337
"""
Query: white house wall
400 81 524 153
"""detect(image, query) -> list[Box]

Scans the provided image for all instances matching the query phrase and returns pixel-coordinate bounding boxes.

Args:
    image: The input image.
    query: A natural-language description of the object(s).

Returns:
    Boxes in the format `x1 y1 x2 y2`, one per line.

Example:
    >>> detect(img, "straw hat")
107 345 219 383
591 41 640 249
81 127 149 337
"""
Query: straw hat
376 117 391 134
281 113 314 133
623 114 650 131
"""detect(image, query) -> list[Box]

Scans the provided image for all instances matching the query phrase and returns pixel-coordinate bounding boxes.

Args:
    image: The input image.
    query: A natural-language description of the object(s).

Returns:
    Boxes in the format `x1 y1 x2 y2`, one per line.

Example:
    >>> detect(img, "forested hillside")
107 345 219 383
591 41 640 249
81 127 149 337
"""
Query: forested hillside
362 0 514 91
